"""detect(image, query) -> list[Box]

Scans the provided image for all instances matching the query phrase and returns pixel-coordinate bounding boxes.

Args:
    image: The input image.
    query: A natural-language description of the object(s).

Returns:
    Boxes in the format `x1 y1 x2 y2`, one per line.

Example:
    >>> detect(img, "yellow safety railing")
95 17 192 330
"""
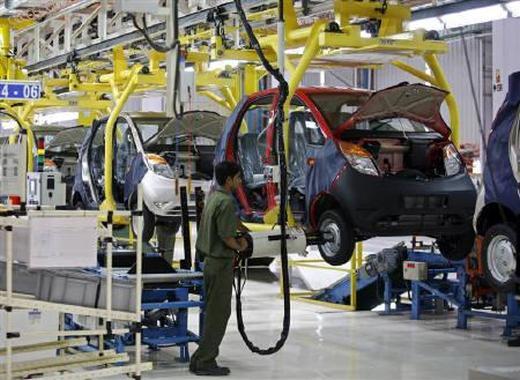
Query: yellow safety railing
279 242 364 311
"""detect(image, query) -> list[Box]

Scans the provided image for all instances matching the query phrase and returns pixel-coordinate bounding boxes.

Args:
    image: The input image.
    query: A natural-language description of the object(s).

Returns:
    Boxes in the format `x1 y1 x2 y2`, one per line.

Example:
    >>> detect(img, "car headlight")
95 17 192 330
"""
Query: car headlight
443 143 463 176
146 153 175 179
339 142 380 177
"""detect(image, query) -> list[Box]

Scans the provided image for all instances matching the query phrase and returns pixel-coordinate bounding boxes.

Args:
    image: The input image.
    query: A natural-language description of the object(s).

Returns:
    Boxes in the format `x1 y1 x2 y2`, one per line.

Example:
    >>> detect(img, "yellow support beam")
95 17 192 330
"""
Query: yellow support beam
424 53 460 146
221 86 238 110
198 90 231 110
100 64 142 213
0 103 34 171
334 0 410 32
392 60 439 86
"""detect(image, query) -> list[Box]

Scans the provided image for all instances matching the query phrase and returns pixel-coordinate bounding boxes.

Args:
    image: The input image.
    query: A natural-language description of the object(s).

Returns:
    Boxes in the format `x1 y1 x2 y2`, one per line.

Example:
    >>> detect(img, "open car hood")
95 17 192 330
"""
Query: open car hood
147 111 226 144
47 127 89 152
337 83 451 137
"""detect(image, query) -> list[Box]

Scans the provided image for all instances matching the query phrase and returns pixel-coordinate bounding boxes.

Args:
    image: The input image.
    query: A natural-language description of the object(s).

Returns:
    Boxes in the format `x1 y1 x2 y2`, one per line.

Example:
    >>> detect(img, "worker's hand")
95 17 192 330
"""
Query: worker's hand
238 222 251 233
237 237 249 252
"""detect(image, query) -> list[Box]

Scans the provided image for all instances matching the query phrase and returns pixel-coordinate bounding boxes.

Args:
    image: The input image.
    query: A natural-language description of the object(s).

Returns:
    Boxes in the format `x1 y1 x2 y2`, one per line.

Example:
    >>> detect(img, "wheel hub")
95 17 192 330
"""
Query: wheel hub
320 218 341 258
487 235 517 284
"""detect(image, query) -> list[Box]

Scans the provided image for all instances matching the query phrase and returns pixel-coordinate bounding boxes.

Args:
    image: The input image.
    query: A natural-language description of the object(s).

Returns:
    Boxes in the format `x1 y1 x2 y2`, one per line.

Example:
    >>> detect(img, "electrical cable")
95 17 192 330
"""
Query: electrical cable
232 0 291 355
131 14 178 53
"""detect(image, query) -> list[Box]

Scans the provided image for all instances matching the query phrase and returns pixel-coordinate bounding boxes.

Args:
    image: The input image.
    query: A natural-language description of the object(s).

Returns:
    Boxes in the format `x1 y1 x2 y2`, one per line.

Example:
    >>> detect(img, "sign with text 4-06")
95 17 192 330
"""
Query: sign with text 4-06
0 80 42 100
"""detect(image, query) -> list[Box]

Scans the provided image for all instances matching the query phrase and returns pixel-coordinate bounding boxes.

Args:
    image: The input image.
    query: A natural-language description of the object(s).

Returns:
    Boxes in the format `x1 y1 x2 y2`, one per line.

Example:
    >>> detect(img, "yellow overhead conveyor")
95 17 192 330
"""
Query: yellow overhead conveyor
0 0 459 225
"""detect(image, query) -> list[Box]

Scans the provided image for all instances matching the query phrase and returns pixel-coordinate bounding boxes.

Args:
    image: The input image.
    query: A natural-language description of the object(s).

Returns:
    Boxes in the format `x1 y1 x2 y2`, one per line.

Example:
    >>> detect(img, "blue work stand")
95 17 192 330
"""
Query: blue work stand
141 278 205 362
381 251 520 338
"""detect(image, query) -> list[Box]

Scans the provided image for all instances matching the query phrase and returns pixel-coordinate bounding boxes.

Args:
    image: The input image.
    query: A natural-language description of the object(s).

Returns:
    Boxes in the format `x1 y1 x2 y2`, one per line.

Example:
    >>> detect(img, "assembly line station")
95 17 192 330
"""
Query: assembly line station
0 0 519 379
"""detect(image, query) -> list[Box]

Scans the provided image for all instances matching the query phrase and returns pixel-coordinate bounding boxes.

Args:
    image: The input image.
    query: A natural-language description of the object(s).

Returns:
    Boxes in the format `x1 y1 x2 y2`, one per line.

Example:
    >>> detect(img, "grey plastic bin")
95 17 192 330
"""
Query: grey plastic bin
36 270 136 313
0 261 39 295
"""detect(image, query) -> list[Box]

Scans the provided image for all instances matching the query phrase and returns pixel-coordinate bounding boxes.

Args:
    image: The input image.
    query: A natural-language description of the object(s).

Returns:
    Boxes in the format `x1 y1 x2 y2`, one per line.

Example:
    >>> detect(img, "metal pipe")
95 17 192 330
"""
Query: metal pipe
0 18 10 57
135 185 143 378
283 20 327 160
198 90 231 109
392 60 439 86
221 86 238 109
424 53 461 146
6 223 13 380
100 65 142 212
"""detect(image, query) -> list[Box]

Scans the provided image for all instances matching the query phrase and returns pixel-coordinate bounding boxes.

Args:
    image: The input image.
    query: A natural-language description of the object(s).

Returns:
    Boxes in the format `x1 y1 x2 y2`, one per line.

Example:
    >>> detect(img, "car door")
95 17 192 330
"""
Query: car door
86 119 107 204
233 94 276 217
510 108 520 185
113 116 140 204
287 96 327 220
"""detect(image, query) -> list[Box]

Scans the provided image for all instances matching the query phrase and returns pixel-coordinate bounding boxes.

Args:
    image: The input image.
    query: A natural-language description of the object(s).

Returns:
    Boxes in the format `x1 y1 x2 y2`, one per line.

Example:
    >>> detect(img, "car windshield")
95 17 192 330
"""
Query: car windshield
354 118 436 133
307 92 369 130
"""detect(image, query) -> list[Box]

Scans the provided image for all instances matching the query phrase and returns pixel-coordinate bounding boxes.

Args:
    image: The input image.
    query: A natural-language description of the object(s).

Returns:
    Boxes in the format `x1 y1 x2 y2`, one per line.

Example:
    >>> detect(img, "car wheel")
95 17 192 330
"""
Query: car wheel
437 229 475 261
129 200 155 243
482 224 517 292
317 210 355 266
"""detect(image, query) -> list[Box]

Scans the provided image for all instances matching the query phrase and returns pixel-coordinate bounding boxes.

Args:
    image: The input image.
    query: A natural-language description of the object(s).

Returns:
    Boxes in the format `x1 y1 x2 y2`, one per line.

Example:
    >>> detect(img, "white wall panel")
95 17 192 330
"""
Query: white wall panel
324 68 356 88
492 17 520 115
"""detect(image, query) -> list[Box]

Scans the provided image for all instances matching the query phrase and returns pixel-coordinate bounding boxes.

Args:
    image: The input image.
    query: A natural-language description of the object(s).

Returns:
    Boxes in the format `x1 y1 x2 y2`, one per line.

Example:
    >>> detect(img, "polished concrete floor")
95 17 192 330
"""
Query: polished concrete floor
105 237 520 379
127 274 520 380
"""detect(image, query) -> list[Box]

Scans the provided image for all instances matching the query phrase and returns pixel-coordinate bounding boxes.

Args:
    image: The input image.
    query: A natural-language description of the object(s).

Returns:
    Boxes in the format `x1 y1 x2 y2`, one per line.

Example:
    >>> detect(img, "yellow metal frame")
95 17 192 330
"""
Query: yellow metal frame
282 242 364 311
0 103 35 171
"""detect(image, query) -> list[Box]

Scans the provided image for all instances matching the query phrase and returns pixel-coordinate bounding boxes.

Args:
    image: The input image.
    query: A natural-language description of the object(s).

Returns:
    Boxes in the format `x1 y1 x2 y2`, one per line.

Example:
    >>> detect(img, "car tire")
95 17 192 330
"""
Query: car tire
129 194 156 243
482 224 517 293
437 229 475 261
317 210 355 266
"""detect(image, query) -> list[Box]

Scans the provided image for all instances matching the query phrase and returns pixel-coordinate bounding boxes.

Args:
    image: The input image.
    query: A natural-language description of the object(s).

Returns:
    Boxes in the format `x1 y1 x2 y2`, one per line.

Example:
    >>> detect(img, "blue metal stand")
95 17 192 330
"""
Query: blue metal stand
141 278 205 362
381 250 520 338
380 272 410 315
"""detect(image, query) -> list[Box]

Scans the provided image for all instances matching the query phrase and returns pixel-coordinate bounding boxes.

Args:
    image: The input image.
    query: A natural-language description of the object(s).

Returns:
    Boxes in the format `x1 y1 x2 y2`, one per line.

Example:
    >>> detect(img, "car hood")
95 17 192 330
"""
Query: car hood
47 127 89 152
336 83 451 137
146 111 226 144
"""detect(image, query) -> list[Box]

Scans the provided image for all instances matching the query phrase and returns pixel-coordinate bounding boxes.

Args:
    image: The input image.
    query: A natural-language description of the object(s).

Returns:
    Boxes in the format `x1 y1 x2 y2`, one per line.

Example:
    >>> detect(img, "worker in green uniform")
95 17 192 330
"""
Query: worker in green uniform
190 161 249 376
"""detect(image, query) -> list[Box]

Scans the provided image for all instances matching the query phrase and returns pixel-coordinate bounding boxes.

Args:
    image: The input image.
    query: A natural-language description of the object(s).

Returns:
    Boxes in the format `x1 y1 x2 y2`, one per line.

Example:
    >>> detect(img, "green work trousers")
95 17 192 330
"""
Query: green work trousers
191 256 234 369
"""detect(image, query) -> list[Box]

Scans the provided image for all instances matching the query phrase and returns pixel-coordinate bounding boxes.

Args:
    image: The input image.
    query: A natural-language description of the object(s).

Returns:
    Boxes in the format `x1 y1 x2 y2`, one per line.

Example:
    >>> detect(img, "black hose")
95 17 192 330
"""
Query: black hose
232 0 291 355
130 13 178 53
130 6 182 118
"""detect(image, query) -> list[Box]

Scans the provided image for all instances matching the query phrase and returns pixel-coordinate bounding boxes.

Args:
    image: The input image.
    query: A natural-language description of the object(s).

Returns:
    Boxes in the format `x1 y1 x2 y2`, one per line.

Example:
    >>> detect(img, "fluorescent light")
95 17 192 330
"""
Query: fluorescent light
441 5 507 28
35 112 79 125
506 1 520 17
407 17 445 31
208 59 242 70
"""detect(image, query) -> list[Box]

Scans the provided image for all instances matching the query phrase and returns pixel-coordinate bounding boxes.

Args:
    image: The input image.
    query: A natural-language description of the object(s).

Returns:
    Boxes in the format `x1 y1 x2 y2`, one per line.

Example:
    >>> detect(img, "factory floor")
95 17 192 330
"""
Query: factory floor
106 237 520 380
127 274 519 380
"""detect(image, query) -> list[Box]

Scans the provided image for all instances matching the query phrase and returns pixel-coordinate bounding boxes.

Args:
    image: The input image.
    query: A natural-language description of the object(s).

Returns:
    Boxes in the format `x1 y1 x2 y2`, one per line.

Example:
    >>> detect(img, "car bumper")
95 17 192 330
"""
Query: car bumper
330 167 477 237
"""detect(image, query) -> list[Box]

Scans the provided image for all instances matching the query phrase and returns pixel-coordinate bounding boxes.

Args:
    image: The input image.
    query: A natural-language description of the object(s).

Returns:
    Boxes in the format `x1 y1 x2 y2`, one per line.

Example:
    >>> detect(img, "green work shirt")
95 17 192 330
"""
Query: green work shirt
196 188 239 260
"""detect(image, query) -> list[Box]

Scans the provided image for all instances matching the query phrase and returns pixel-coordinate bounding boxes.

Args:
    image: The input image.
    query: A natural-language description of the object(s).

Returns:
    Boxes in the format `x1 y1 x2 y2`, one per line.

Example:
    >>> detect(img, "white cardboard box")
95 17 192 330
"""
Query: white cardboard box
0 309 59 364
403 261 428 281
0 212 98 268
